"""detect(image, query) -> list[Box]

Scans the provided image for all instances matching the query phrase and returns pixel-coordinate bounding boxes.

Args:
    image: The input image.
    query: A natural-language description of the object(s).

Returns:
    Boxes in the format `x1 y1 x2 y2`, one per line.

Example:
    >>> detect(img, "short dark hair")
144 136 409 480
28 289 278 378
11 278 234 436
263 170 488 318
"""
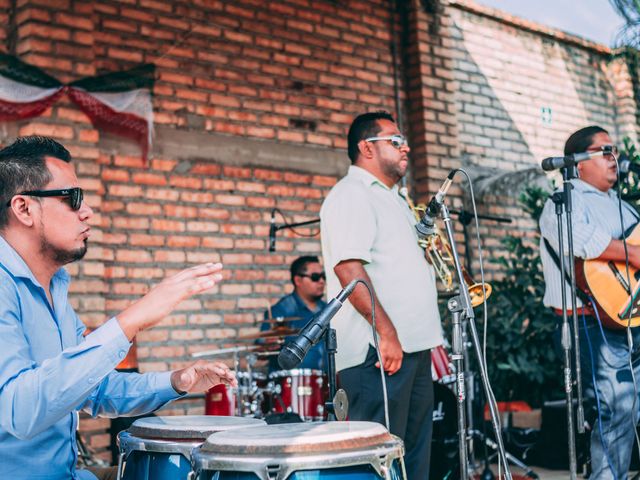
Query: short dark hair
0 136 71 229
347 111 395 164
290 255 320 284
564 126 608 156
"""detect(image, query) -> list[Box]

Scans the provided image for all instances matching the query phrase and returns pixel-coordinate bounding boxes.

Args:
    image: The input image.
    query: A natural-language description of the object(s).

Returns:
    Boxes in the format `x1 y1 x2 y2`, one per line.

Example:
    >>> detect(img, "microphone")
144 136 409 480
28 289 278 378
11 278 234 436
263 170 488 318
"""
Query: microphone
541 146 613 172
278 279 358 370
415 169 457 238
269 209 276 252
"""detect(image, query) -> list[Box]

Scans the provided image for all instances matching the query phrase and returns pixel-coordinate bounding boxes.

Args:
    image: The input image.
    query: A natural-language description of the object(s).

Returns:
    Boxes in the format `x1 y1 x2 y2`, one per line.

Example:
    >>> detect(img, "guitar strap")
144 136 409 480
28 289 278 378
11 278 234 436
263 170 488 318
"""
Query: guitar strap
542 238 591 306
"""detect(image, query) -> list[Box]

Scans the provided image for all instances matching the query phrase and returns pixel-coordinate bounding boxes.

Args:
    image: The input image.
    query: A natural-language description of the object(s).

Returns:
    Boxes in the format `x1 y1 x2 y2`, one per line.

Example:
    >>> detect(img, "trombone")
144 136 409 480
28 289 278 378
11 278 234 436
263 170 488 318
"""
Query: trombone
400 187 491 307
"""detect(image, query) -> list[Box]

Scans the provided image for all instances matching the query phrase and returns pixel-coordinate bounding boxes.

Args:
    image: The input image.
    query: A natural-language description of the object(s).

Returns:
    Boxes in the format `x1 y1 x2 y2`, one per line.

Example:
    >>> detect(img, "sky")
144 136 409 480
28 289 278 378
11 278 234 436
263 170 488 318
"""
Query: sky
476 0 626 47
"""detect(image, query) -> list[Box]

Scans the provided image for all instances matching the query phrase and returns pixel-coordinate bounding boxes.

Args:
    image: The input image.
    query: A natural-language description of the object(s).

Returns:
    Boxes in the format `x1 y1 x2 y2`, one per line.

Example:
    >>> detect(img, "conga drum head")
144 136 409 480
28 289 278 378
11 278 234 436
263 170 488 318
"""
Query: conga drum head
193 421 406 479
118 416 266 480
127 415 264 440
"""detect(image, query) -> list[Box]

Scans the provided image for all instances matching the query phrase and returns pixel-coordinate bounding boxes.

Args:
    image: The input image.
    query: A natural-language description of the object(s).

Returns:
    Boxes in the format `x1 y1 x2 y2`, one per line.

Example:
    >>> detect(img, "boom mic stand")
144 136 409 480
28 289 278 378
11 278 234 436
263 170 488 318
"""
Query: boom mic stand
427 201 513 480
268 208 320 252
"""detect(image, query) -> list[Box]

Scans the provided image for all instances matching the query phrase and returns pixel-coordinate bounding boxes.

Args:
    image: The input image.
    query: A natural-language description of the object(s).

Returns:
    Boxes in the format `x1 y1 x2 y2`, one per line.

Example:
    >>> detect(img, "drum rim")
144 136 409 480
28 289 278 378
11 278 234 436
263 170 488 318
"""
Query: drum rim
236 371 267 380
268 368 324 378
192 440 405 480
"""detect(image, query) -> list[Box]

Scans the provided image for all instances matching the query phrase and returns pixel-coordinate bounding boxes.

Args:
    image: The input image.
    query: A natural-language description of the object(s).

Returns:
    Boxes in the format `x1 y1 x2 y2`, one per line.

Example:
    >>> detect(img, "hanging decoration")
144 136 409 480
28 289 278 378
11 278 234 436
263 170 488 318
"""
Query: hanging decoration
0 54 155 160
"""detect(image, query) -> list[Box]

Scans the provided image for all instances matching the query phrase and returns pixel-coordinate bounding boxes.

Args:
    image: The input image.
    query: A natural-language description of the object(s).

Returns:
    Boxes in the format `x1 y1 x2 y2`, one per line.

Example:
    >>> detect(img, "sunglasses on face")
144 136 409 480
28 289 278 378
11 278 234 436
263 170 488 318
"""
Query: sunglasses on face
587 145 619 156
298 272 326 282
364 134 408 150
6 187 84 211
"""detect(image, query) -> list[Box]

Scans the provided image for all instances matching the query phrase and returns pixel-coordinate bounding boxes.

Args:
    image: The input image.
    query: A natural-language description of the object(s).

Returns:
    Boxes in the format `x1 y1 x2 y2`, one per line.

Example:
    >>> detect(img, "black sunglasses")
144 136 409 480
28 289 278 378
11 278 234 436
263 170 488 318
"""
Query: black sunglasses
298 272 326 282
6 187 84 211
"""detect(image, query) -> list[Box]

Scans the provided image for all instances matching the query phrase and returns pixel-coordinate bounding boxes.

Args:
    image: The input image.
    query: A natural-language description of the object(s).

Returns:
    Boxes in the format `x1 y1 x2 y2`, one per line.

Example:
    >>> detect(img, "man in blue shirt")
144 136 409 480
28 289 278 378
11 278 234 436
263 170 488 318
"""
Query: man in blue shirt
0 136 237 480
261 256 327 372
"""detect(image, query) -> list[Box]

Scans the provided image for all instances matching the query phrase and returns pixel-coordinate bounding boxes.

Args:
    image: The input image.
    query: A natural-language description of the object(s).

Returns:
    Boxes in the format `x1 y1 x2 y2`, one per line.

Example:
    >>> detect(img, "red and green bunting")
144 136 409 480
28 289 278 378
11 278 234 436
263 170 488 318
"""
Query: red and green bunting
0 54 155 160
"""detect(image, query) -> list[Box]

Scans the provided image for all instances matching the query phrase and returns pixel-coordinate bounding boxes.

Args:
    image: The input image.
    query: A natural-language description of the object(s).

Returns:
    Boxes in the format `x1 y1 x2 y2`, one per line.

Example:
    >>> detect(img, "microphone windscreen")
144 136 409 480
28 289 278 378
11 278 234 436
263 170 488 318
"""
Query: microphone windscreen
277 347 301 370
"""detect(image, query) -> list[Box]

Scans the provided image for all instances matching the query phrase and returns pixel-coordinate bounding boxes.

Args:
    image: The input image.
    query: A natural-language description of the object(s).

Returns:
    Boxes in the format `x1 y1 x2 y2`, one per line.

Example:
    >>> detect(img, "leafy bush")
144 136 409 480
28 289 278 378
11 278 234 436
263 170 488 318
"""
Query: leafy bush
474 186 562 407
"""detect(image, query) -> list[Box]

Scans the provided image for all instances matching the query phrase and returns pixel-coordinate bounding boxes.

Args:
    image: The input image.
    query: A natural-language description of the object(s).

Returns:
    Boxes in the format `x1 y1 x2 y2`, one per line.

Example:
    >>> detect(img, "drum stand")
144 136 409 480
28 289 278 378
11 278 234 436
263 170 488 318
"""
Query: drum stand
436 202 512 480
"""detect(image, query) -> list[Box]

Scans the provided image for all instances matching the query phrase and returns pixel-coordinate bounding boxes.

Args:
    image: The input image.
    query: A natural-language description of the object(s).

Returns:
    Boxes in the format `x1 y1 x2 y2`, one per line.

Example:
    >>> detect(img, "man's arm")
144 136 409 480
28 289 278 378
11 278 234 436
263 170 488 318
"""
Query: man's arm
597 239 640 268
0 262 233 439
333 259 403 375
117 262 224 340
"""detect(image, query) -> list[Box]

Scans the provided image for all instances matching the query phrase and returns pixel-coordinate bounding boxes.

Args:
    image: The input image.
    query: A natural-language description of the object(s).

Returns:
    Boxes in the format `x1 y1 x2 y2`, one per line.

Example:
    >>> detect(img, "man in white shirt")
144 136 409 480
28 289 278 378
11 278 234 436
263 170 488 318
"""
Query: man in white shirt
321 111 443 479
539 126 640 479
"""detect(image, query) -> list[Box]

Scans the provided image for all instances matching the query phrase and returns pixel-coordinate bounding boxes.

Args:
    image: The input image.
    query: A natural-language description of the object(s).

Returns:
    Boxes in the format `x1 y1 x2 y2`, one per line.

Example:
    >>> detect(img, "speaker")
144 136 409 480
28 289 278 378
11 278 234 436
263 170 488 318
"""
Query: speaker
527 400 589 472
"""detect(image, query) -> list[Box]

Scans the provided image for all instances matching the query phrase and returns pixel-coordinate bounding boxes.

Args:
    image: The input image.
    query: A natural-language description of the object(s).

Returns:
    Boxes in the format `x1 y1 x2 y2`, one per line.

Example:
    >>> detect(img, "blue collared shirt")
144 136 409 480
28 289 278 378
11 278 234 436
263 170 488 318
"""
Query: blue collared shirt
262 292 327 372
0 236 180 479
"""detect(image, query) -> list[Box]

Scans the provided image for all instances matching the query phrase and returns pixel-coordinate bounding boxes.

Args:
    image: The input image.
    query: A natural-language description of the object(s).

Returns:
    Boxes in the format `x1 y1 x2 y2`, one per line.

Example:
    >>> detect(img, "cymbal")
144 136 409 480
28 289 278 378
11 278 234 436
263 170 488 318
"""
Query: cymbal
259 316 303 324
192 342 282 358
236 326 299 340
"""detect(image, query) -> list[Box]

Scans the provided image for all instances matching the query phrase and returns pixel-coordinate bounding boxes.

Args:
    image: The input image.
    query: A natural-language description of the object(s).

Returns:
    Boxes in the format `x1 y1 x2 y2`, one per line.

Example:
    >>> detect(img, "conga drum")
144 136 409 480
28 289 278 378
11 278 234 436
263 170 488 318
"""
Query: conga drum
192 421 406 479
116 415 265 480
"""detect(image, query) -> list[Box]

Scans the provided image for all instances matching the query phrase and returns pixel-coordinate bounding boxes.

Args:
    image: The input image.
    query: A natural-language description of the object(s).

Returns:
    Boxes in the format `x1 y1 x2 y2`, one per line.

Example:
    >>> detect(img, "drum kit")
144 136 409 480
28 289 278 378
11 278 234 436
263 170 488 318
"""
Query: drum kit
195 319 330 422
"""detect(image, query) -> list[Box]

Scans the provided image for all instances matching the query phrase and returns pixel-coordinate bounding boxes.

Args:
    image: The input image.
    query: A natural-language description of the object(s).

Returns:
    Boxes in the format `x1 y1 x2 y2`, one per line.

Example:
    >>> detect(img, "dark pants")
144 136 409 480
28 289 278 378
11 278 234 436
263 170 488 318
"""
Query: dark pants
339 346 434 480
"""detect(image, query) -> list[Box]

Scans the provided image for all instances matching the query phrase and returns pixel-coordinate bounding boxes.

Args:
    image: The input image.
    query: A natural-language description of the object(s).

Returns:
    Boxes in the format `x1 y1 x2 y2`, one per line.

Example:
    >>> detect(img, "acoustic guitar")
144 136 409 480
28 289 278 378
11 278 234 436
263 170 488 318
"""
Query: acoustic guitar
575 224 640 329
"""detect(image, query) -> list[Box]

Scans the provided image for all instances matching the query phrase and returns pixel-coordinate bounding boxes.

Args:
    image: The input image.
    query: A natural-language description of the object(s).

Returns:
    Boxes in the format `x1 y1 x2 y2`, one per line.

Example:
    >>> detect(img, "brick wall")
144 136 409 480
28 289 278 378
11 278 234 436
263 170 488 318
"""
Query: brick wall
0 0 638 463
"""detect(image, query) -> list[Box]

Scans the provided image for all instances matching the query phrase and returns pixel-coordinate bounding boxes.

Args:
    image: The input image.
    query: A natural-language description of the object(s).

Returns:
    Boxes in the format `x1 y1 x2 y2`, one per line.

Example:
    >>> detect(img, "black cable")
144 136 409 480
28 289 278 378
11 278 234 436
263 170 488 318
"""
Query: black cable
612 153 640 463
271 207 320 238
358 278 391 431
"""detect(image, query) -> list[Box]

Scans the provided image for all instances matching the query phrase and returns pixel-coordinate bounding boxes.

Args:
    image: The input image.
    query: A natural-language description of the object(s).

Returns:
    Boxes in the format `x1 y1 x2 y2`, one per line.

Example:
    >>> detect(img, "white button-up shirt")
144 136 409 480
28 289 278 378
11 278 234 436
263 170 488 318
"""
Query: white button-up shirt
320 165 443 371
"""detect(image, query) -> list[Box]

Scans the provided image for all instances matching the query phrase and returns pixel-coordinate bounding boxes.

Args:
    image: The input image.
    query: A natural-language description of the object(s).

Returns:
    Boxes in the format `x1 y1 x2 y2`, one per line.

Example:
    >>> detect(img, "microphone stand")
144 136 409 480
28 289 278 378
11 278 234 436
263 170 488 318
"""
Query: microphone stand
269 215 320 252
438 201 512 480
323 327 343 421
548 165 584 480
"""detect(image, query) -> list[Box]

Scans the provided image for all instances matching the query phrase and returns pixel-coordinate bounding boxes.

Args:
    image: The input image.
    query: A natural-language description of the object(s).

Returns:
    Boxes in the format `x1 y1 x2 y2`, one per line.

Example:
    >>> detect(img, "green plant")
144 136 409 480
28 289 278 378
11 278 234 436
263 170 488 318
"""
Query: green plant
474 185 562 407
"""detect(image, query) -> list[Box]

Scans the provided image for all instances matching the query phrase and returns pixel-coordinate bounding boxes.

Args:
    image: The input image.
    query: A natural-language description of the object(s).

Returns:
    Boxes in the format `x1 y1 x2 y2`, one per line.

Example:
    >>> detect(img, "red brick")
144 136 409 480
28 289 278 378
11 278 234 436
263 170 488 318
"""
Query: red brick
190 164 222 175
126 203 162 216
180 191 214 203
116 250 152 263
130 234 165 247
215 194 246 206
151 219 186 232
132 172 167 186
170 176 203 189
201 237 234 249
154 250 187 263
167 236 200 248
19 123 73 140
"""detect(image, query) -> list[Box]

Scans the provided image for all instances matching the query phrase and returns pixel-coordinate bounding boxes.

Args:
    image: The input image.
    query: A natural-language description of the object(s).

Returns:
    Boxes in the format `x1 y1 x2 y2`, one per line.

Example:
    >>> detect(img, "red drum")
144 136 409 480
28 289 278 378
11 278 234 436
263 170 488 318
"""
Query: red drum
431 345 455 384
205 372 267 417
206 383 235 416
268 369 328 421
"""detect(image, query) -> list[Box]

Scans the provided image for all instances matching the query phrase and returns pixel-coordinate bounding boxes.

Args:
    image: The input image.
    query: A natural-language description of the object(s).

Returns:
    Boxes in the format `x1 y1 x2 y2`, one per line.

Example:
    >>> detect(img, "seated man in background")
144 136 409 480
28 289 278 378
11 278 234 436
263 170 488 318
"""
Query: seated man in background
0 136 237 480
261 255 327 372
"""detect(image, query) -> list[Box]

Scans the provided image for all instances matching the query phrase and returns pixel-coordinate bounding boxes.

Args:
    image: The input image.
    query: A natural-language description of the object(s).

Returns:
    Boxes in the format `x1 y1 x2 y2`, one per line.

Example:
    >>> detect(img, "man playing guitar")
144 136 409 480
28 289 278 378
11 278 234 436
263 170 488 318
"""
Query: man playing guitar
539 126 640 479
